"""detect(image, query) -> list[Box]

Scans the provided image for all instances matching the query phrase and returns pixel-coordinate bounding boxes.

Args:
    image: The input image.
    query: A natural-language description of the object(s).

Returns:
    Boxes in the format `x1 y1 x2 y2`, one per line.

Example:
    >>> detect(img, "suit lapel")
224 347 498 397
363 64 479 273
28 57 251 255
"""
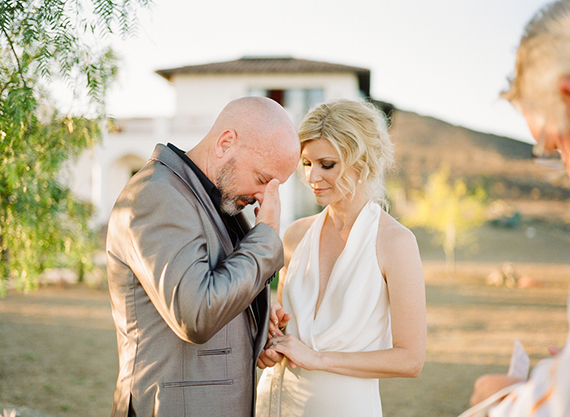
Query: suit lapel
151 144 269 357
252 285 271 358
233 213 265 347
232 212 271 358
150 144 234 256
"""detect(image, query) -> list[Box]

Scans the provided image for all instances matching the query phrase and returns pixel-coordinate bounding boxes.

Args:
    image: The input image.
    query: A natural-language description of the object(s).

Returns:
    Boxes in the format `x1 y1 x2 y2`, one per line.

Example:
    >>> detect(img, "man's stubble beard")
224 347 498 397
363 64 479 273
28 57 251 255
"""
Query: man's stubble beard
216 158 257 216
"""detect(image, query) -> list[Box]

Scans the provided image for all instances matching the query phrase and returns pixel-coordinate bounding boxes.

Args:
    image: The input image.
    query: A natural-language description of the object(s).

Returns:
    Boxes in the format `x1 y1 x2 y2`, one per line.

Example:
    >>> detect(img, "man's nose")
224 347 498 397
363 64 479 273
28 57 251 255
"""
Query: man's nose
253 188 266 205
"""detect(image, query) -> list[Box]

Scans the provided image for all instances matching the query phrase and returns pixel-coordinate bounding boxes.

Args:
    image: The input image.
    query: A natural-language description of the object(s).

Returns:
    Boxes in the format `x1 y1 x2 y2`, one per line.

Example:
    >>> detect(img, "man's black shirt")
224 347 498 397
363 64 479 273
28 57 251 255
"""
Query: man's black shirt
167 143 247 247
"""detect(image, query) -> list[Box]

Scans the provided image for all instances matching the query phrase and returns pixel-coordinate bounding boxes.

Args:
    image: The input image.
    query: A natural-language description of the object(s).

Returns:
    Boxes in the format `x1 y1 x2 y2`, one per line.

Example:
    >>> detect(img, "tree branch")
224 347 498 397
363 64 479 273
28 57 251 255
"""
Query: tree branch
1 24 27 89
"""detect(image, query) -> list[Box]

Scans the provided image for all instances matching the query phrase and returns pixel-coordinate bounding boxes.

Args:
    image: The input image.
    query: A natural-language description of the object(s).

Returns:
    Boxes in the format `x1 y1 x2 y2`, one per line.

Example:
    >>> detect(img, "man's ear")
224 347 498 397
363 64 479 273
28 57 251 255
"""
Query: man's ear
214 129 237 158
559 76 570 118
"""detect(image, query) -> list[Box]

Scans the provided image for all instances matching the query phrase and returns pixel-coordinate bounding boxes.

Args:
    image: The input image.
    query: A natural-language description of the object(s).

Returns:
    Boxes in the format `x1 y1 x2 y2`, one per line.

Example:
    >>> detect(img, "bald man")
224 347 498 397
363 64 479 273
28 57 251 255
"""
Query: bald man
106 97 300 417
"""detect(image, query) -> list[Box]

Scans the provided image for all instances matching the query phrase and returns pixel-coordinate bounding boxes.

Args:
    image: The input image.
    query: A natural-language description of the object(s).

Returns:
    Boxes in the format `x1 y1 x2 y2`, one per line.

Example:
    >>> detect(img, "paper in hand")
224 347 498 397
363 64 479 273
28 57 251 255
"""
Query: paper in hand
457 340 529 417
506 339 530 381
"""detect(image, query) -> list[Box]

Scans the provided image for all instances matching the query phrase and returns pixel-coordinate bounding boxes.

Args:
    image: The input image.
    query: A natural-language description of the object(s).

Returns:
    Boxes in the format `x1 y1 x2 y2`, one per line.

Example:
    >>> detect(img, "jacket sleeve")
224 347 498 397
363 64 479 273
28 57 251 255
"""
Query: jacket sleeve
125 179 283 344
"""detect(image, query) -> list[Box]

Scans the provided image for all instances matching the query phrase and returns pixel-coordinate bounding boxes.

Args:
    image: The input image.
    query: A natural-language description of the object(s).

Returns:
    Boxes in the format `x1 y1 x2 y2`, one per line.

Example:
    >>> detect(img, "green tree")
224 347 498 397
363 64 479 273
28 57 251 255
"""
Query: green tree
0 0 151 295
402 165 487 272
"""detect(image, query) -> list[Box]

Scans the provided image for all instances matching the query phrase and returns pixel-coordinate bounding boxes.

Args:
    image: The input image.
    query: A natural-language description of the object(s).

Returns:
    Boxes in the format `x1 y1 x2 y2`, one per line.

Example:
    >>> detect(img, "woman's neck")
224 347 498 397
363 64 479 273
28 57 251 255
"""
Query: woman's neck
326 191 370 233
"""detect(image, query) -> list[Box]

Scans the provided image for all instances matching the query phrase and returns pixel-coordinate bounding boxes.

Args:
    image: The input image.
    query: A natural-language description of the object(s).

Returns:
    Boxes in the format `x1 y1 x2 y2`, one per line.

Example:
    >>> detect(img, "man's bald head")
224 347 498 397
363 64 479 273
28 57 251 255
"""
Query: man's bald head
209 97 300 163
212 96 289 132
190 97 301 215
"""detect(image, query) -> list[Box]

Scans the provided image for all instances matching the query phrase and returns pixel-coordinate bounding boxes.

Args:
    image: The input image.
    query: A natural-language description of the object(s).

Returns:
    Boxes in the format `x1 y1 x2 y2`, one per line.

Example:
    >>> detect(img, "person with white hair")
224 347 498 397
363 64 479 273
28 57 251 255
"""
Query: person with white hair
469 1 570 416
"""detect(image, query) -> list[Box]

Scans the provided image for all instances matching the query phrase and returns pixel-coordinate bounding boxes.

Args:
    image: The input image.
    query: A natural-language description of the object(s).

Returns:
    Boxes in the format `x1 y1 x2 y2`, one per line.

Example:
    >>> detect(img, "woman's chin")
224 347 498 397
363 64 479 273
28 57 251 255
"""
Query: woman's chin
312 195 328 206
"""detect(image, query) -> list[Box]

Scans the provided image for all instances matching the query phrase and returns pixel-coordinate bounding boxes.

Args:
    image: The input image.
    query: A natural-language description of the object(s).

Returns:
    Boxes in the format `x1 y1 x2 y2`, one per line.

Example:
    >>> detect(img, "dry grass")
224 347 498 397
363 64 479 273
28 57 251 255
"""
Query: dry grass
0 261 568 417
381 262 569 417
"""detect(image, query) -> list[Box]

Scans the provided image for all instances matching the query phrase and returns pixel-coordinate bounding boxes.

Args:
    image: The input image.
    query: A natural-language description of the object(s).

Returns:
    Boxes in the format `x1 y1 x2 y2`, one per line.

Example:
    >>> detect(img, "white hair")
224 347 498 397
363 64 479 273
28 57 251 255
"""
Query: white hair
502 0 570 132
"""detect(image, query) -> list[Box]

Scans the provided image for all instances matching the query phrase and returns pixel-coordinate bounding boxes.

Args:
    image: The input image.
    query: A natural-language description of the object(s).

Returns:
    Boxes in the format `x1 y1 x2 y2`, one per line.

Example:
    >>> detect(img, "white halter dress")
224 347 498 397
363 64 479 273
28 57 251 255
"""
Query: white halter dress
256 201 392 417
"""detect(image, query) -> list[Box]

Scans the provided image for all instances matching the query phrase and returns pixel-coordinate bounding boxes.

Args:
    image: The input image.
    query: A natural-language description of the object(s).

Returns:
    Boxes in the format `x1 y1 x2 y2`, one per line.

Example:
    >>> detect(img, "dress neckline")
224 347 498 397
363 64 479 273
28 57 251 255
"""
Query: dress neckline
313 201 378 320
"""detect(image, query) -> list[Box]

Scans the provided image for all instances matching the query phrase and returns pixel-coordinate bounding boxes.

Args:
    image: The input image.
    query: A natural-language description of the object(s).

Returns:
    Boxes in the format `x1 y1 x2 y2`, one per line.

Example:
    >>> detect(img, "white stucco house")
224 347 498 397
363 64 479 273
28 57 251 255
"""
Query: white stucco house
70 56 373 233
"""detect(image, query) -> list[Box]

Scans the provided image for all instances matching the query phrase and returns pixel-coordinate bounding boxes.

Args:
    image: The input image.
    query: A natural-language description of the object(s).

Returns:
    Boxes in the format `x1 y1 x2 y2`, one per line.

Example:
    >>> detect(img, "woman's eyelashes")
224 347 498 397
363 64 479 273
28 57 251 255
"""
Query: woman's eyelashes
301 160 337 170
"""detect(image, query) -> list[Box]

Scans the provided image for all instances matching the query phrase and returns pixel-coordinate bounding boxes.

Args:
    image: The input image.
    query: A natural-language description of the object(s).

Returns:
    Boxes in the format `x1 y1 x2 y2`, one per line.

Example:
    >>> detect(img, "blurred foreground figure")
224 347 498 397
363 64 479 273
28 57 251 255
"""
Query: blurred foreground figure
469 1 570 416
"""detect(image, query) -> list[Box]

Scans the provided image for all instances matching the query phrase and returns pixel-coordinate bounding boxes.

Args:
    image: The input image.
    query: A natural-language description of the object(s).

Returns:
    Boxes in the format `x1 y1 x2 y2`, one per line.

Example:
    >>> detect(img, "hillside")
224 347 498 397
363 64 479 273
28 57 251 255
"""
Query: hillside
386 109 570 223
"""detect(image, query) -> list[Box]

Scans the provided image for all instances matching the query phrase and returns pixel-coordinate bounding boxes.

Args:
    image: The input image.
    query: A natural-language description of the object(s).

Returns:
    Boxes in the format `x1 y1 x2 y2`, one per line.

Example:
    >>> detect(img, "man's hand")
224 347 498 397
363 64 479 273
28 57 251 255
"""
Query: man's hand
257 302 291 369
548 344 563 356
257 347 284 369
254 179 281 234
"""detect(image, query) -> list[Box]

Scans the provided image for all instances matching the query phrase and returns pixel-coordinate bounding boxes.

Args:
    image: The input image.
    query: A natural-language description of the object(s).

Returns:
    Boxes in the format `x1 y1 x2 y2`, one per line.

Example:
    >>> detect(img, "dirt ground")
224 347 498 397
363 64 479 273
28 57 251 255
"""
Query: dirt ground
0 261 568 417
381 262 569 417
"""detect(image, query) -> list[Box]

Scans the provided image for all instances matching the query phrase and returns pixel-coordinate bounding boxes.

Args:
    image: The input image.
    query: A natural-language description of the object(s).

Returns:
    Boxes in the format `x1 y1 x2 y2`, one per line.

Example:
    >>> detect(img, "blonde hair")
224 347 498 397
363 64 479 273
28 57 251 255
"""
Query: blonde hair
297 99 394 208
502 0 570 131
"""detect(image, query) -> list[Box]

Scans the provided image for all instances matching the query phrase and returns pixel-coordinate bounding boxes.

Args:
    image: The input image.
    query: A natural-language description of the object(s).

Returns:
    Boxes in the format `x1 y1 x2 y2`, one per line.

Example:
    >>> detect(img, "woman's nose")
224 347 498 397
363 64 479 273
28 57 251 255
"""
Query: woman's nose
307 166 321 184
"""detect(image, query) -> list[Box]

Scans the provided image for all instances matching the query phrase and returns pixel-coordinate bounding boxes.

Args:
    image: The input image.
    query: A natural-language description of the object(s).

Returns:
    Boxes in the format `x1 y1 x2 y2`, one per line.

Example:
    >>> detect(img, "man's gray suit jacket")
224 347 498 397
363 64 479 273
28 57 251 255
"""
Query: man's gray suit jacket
106 144 283 417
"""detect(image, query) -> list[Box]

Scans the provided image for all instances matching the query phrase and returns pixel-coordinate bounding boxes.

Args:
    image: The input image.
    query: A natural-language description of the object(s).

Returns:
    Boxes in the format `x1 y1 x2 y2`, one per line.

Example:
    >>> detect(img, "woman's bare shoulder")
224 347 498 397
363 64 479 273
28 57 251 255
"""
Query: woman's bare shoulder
283 214 319 251
376 209 418 250
375 209 423 282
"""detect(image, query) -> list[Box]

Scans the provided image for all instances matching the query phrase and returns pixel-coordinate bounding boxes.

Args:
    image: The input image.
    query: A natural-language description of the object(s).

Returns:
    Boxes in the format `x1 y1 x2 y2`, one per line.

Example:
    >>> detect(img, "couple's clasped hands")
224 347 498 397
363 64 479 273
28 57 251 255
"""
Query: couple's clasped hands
257 302 320 371
253 182 320 371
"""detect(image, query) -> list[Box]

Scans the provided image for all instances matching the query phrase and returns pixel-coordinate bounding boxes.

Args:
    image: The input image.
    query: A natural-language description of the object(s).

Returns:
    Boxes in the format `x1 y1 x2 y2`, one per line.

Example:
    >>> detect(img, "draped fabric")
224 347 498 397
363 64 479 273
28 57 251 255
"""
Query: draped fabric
257 201 392 417
489 291 570 417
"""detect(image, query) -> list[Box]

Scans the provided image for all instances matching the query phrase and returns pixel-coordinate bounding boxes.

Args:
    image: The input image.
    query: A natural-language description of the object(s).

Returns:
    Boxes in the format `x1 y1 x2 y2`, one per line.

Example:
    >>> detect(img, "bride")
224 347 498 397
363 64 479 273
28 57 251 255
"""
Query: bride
256 99 427 417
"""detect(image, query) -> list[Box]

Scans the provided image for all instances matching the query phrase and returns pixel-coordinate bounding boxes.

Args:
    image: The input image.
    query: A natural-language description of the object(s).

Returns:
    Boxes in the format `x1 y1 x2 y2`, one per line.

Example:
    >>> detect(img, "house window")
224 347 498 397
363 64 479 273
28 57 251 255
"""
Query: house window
267 89 285 106
248 88 324 126
248 87 324 220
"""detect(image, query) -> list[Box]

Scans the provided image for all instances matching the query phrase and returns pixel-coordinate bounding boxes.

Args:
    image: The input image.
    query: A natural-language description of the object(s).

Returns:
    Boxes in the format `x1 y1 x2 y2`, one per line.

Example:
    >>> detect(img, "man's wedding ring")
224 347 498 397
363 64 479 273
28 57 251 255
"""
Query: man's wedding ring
271 341 278 346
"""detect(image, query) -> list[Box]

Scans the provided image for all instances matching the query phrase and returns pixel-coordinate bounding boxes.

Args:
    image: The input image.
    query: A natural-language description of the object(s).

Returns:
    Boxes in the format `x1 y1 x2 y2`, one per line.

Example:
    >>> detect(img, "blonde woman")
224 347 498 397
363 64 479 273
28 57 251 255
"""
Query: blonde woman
256 99 426 417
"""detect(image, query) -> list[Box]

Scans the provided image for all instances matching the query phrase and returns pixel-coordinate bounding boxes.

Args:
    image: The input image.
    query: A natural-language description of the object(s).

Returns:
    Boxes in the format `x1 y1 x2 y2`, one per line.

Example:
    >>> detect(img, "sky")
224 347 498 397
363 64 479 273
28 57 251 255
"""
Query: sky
103 0 554 144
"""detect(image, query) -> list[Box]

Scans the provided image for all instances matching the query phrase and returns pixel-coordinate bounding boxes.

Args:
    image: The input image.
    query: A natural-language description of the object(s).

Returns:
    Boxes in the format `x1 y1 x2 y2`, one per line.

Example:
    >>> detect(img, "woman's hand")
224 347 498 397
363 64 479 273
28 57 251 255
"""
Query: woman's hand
257 302 291 370
257 303 291 370
470 374 524 406
266 334 320 371
268 302 291 338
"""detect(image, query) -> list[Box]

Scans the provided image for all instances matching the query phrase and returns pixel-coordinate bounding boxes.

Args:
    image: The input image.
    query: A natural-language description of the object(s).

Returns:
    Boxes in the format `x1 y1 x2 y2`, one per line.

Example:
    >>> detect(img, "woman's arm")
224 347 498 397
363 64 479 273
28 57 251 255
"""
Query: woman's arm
258 216 315 369
269 221 426 379
277 216 316 304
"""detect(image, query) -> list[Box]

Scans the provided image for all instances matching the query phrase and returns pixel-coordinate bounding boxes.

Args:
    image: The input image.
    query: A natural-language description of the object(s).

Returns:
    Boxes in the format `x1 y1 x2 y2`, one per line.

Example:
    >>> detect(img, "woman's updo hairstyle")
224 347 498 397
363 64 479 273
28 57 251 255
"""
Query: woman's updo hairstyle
297 98 394 208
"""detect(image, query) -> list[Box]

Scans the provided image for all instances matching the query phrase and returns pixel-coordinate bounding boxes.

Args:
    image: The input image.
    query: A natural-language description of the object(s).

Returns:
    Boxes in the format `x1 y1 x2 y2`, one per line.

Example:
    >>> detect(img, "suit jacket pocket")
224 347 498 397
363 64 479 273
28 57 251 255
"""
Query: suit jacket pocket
197 348 232 356
163 379 233 388
186 343 231 381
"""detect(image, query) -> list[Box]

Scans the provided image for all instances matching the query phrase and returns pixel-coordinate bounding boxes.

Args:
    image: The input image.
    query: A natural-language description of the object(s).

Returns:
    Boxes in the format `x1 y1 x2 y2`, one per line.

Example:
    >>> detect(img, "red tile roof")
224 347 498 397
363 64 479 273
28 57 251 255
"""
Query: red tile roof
156 56 371 96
